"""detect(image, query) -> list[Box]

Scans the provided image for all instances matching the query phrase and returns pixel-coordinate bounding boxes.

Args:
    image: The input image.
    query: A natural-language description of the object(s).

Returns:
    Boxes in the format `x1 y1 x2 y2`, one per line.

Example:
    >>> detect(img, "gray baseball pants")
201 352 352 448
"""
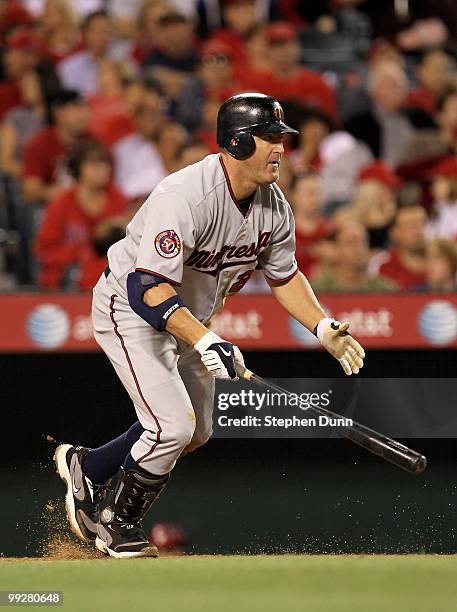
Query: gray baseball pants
91 271 214 476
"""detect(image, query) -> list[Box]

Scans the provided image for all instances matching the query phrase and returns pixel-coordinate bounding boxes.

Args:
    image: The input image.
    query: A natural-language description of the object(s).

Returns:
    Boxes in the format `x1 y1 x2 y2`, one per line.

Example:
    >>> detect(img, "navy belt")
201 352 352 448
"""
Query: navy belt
104 265 111 278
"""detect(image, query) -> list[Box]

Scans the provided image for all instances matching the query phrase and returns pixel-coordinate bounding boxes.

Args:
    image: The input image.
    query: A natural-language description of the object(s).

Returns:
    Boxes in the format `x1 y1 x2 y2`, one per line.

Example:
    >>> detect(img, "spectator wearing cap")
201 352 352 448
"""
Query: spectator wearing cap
425 157 457 241
0 1 33 40
22 89 90 203
290 171 335 278
35 139 127 289
206 0 264 66
38 0 82 64
245 22 337 120
370 204 427 290
311 221 398 292
335 161 399 250
57 10 119 96
0 31 43 120
142 11 199 104
417 239 457 291
111 85 168 199
406 48 455 118
0 60 60 178
345 61 434 167
177 38 240 132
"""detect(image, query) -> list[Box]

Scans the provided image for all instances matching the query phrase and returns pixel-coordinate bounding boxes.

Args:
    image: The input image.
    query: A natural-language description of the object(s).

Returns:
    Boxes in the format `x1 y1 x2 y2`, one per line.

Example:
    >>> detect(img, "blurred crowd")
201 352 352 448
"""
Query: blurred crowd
0 0 457 293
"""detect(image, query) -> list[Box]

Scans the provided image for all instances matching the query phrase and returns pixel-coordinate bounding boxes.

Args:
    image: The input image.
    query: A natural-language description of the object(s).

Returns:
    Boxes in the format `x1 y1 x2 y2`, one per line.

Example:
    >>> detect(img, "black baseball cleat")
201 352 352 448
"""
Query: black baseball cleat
95 468 169 559
54 444 98 542
96 518 159 559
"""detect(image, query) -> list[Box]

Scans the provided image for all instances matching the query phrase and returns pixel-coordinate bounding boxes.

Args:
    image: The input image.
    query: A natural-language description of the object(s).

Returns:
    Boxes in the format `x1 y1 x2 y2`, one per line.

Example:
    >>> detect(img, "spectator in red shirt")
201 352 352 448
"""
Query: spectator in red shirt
87 59 140 148
35 139 127 289
406 48 454 118
290 171 334 278
370 204 427 289
243 22 337 121
22 89 90 203
0 31 43 120
82 216 126 289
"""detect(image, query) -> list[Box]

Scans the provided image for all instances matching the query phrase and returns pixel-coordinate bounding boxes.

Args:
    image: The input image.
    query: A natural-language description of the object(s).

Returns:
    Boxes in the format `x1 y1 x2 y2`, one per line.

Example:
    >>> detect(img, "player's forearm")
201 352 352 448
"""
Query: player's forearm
143 284 208 345
269 271 326 332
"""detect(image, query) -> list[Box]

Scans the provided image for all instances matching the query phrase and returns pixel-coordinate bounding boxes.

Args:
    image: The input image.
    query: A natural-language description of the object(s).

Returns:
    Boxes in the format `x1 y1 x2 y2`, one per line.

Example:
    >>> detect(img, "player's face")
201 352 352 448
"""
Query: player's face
248 134 285 185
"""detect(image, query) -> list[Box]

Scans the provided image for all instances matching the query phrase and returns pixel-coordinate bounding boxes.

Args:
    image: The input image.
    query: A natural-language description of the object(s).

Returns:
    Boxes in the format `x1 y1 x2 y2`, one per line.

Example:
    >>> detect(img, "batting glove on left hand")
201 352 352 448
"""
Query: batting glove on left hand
316 317 365 376
194 331 245 380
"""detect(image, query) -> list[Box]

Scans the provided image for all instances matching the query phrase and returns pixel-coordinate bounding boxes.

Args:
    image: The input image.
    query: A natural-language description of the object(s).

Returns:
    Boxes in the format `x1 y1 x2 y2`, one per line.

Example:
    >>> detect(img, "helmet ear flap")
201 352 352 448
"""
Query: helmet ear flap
225 130 256 160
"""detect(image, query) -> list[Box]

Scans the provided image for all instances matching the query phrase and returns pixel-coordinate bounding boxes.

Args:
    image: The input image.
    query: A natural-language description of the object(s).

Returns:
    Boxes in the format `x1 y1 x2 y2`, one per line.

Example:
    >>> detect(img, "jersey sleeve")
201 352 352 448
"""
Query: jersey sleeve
135 191 196 286
258 200 298 285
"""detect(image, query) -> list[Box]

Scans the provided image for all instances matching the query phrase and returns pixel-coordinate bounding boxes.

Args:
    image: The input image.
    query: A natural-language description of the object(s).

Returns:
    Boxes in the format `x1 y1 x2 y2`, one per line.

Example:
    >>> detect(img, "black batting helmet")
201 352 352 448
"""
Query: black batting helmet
216 93 298 160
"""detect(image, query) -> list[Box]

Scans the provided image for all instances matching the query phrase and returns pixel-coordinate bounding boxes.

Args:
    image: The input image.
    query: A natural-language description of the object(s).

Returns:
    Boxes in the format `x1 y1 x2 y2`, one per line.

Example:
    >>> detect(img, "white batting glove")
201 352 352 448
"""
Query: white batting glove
316 317 365 376
194 331 244 380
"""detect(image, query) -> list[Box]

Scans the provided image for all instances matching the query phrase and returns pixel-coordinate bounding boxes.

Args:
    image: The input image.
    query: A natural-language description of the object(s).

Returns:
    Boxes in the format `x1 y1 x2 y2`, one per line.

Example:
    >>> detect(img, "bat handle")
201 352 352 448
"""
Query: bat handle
236 365 254 380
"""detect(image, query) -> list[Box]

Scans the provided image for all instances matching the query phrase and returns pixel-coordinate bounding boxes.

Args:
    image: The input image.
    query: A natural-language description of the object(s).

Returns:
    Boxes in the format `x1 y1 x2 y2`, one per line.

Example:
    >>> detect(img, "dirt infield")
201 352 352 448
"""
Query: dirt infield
31 497 103 561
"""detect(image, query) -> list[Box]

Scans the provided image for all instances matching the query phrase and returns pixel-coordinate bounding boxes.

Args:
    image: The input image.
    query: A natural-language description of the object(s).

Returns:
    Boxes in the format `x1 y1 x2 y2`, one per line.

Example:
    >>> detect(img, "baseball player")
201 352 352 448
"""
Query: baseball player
54 93 365 559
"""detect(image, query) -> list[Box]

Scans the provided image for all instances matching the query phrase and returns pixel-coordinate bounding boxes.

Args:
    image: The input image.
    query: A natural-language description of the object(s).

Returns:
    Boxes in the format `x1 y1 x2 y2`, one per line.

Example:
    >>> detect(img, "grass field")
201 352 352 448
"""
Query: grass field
1 555 456 612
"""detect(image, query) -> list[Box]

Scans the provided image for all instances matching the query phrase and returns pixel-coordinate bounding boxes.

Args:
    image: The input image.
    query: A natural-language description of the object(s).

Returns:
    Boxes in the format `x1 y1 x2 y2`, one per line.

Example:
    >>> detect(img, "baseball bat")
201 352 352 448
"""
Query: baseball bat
236 366 427 476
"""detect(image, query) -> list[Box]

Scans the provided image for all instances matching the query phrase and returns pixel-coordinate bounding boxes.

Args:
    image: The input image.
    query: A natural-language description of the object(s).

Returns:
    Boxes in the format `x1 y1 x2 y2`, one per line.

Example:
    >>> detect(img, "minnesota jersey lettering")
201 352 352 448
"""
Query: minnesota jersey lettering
185 231 272 271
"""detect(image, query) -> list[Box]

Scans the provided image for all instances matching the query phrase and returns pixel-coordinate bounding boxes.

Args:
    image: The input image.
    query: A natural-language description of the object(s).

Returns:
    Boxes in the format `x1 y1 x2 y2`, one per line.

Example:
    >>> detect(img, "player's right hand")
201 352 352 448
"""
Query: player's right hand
194 331 242 380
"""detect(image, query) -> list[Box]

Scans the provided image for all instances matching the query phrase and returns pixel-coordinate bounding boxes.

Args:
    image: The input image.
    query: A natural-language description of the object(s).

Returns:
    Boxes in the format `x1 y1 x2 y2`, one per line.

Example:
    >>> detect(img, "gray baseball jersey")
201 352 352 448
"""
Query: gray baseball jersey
92 153 297 476
107 153 298 322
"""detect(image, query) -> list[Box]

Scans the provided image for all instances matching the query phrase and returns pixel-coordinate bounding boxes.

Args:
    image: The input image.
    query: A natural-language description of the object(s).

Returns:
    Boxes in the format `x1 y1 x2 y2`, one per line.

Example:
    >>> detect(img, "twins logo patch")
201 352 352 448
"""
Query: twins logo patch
155 229 181 258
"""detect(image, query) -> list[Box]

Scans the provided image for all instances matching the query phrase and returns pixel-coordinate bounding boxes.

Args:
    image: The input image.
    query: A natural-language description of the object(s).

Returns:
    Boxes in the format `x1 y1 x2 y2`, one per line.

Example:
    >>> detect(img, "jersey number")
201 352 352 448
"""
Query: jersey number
229 270 254 293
